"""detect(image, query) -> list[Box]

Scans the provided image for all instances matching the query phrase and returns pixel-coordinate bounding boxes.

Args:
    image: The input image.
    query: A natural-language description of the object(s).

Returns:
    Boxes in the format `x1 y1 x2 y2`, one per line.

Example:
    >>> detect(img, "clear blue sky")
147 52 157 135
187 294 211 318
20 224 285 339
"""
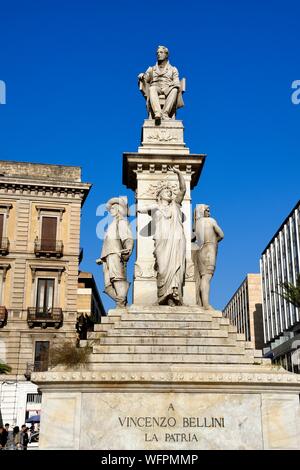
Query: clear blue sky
1 0 299 311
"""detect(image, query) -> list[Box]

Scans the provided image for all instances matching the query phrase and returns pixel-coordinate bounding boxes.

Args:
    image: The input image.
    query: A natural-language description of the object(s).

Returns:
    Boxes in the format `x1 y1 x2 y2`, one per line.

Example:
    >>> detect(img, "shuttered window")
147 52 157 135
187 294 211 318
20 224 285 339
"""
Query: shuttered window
41 216 57 251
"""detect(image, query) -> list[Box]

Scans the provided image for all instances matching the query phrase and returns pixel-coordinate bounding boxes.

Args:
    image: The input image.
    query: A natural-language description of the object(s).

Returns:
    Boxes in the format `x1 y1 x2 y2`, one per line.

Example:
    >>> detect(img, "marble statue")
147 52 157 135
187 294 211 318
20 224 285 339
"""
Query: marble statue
138 45 184 122
96 197 134 308
192 204 224 310
138 167 186 306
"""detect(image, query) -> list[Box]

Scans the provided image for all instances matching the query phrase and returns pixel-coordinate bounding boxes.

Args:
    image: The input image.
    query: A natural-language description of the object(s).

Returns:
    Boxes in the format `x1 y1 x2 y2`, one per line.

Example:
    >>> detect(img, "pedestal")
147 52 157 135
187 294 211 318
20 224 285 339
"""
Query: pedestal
33 306 300 450
123 120 206 306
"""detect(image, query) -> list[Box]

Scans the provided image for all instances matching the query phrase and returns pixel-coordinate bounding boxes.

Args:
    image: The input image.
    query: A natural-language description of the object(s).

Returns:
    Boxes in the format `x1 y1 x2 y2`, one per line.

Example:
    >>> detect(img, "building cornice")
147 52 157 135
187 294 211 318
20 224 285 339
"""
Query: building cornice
0 178 91 205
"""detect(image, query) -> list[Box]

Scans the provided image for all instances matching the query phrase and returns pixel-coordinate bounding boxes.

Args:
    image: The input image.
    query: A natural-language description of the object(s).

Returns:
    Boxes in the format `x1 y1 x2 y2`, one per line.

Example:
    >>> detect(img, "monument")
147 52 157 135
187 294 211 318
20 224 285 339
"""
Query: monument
32 46 300 450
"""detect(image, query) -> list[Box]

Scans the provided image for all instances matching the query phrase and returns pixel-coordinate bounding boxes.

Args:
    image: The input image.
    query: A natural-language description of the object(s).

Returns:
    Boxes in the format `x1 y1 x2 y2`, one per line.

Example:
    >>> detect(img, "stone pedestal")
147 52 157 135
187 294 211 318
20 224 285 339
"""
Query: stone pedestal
33 306 300 449
139 119 189 154
123 120 206 306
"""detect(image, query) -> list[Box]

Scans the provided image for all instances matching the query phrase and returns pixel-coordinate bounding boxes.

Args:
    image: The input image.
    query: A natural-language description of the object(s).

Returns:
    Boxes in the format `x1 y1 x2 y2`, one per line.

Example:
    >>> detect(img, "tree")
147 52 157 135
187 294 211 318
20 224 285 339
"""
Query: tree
275 274 300 309
0 361 12 374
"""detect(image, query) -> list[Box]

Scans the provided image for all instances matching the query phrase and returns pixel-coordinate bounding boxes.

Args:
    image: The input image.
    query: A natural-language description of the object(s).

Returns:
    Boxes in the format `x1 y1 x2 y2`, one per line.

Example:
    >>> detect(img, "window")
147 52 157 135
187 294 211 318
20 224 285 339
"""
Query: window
41 216 57 251
36 278 55 314
34 341 49 371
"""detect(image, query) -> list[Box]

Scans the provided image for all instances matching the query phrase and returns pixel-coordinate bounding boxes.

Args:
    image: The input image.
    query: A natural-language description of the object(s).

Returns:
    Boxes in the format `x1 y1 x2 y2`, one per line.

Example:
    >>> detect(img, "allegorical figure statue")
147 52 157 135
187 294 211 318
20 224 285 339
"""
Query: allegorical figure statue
192 204 224 310
138 45 184 122
96 197 134 308
138 167 186 306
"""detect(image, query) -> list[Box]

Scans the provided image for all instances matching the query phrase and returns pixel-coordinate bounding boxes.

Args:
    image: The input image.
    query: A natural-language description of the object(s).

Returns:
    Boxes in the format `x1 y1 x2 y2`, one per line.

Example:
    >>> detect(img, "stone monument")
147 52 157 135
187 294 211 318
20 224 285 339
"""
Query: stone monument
96 196 134 308
192 204 224 309
32 46 300 450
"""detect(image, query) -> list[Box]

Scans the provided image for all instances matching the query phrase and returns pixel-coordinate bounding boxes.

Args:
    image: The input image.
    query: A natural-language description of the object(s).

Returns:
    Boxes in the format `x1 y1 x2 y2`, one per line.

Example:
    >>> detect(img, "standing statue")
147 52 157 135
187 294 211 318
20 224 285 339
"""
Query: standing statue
96 197 134 308
192 204 224 310
138 45 184 122
138 167 186 306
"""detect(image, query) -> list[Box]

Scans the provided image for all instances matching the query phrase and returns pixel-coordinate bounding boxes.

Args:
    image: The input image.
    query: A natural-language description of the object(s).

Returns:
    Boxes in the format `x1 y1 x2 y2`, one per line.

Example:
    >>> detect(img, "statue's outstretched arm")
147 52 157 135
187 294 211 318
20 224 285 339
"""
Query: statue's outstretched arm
169 166 186 204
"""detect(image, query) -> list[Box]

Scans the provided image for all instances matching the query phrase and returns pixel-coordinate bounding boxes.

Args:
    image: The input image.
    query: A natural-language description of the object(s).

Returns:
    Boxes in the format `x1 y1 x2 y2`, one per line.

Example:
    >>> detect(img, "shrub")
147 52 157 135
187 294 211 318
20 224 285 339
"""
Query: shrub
50 341 91 368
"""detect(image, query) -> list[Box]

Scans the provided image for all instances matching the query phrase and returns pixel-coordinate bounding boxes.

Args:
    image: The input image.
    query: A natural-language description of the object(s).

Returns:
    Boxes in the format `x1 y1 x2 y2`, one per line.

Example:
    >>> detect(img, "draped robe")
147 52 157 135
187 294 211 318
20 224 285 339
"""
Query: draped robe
153 200 186 304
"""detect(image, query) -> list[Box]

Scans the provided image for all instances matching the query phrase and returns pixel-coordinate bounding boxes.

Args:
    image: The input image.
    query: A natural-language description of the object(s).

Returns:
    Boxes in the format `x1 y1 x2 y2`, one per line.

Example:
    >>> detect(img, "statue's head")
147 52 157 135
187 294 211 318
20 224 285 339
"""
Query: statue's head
156 182 173 203
157 45 169 62
194 204 210 221
106 197 128 218
158 188 173 203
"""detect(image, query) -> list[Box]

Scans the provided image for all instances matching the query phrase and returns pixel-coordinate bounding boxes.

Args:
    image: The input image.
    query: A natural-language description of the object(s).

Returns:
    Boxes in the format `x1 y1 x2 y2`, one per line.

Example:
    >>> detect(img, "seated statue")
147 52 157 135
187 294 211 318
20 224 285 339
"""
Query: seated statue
96 197 134 308
192 204 224 310
138 45 184 122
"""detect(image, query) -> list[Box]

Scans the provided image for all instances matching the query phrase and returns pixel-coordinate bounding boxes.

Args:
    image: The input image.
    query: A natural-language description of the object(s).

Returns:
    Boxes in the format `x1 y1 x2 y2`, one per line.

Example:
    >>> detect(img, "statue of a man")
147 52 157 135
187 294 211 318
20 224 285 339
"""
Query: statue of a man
192 204 224 310
96 197 134 308
138 45 184 122
138 167 186 306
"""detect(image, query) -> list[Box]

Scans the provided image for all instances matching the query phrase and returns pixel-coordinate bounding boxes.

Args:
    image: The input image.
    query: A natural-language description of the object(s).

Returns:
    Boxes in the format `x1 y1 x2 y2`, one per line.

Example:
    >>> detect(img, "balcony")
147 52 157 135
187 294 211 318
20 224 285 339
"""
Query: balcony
27 307 63 329
34 239 63 258
0 238 10 255
0 306 8 327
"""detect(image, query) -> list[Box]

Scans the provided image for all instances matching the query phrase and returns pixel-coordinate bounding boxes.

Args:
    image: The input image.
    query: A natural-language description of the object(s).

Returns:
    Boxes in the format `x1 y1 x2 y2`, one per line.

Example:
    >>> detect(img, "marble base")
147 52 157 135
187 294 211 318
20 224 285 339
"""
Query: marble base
33 369 300 450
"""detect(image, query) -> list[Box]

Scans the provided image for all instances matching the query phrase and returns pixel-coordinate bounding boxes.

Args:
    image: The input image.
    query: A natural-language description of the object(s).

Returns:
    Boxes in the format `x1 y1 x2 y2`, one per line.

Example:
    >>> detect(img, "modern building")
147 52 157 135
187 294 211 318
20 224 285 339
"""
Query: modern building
223 274 264 350
260 200 300 373
0 160 105 425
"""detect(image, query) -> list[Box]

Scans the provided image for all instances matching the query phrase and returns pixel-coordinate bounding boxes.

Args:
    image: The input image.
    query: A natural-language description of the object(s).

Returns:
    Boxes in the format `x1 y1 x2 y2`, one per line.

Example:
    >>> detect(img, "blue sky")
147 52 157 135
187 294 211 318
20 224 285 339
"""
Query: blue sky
0 0 299 311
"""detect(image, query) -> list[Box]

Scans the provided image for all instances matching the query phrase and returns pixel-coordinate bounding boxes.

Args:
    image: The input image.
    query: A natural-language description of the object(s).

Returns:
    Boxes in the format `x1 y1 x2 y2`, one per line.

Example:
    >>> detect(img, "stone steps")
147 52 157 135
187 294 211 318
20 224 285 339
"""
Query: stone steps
126 306 224 318
91 335 241 346
88 353 265 364
85 306 266 368
92 328 232 338
102 313 224 322
95 321 224 331
92 344 247 355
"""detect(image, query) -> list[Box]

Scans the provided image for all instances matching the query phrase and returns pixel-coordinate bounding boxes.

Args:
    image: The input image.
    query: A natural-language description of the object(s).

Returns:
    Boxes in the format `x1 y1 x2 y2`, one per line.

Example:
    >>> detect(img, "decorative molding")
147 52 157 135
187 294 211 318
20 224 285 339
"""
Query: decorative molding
31 370 300 386
36 206 66 221
147 129 179 142
30 264 65 283
0 181 89 201
0 203 13 218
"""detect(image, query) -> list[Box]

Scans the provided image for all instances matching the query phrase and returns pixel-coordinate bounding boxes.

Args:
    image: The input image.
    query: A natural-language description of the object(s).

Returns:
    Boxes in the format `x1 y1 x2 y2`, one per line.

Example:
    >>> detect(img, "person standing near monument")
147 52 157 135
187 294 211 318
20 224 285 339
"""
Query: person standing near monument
138 45 184 121
138 167 186 306
192 204 224 310
96 197 134 308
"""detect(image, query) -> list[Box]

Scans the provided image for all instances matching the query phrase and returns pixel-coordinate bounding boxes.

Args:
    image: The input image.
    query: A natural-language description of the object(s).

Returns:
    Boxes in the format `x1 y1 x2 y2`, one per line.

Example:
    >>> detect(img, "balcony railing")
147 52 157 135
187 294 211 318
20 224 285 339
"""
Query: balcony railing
27 307 63 329
0 238 10 255
34 239 63 257
0 306 8 327
25 362 49 380
27 393 42 404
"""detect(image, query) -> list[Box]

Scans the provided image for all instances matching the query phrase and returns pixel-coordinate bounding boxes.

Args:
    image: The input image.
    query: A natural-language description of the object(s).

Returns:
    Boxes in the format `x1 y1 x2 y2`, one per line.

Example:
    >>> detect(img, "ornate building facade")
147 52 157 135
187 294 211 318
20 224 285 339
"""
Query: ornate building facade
0 161 105 425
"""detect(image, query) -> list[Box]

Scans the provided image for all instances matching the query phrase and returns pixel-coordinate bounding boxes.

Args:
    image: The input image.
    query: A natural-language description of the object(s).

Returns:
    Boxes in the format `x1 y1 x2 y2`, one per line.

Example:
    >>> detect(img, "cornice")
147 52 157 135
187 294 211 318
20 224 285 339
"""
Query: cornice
0 177 91 204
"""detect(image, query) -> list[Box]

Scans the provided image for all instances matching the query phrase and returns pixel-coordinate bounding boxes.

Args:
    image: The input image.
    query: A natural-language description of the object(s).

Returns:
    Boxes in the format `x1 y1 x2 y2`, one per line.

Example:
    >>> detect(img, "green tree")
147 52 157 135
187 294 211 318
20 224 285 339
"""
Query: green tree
0 361 12 374
275 274 300 308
